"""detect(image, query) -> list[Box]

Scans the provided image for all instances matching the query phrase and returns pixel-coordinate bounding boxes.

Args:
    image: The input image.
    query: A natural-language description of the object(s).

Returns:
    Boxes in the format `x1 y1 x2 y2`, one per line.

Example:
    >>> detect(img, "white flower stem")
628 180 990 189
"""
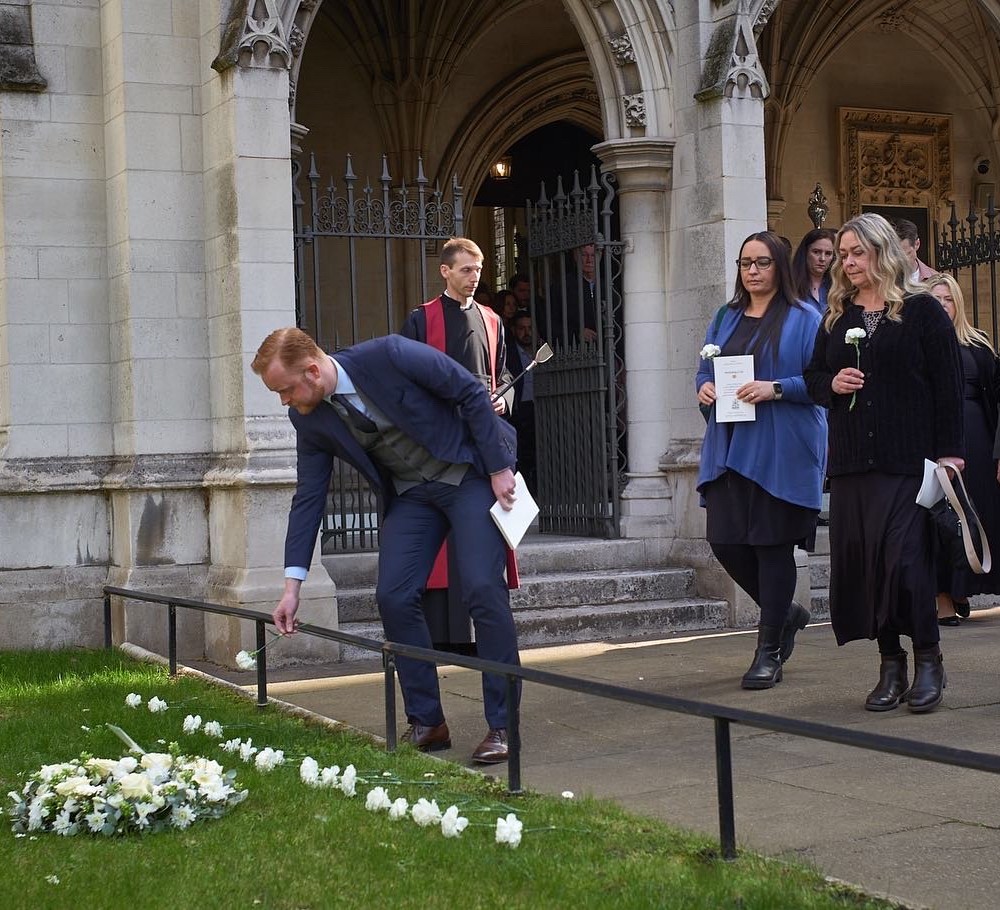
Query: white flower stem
106 724 146 755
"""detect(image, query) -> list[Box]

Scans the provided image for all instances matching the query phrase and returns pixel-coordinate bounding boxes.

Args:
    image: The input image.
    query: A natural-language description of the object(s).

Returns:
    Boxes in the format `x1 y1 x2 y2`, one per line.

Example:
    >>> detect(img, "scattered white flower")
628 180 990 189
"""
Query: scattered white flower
388 797 409 820
80 725 90 732
495 812 523 848
440 805 469 838
125 693 142 709
147 697 168 714
561 791 575 799
365 787 392 812
411 798 442 827
254 748 285 772
320 766 340 788
422 772 435 779
182 715 202 734
45 875 60 885
238 739 258 763
235 650 257 671
339 764 357 798
202 721 223 739
382 771 392 777
221 738 242 754
700 343 722 360
299 757 320 786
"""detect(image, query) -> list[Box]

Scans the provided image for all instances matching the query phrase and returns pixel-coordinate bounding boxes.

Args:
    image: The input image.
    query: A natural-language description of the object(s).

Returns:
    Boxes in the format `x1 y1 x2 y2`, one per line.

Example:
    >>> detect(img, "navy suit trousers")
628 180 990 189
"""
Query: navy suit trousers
375 472 520 729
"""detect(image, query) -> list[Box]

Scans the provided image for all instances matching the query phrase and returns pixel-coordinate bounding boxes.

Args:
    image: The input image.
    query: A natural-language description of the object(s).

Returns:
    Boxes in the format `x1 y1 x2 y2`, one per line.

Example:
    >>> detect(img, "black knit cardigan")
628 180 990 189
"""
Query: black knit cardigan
804 292 964 477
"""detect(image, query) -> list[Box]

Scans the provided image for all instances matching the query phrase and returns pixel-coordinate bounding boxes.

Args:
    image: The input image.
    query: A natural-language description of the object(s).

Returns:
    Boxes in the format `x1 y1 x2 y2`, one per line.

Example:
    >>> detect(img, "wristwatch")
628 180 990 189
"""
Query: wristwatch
772 381 783 400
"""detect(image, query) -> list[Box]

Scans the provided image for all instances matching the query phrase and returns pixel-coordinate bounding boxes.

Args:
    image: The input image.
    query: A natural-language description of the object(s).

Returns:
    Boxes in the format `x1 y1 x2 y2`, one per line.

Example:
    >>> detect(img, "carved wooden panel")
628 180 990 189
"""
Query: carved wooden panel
839 107 952 217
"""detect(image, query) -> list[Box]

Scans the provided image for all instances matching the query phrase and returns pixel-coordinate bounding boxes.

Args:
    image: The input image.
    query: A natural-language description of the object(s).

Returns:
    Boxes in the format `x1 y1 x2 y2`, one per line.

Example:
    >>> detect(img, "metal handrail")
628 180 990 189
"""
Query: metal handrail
103 585 1000 861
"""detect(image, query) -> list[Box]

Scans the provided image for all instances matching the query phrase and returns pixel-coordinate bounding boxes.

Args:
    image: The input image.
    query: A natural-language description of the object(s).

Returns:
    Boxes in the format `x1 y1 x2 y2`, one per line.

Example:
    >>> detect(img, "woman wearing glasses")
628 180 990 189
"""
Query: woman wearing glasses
696 231 827 689
804 214 963 713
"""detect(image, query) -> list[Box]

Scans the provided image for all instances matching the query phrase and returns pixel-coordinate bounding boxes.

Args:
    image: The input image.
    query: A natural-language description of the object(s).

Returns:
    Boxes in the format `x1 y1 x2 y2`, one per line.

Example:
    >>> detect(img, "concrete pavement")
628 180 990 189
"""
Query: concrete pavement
197 608 1000 910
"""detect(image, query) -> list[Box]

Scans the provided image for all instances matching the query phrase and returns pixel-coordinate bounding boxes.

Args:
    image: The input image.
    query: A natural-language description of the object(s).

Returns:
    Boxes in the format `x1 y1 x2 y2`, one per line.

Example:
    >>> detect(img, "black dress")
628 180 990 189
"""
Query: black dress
938 343 1000 598
703 315 819 548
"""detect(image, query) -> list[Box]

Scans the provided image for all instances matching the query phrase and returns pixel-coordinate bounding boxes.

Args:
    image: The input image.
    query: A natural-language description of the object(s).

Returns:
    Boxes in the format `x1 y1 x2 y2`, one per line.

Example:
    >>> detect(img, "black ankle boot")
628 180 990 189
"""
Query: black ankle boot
908 647 946 713
864 652 909 712
741 625 783 690
780 601 811 663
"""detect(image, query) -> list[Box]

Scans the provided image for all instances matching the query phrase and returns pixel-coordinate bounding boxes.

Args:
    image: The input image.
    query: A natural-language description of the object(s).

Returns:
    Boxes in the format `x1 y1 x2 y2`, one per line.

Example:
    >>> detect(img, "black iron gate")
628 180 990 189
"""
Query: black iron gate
526 168 626 537
292 153 463 550
934 200 1000 348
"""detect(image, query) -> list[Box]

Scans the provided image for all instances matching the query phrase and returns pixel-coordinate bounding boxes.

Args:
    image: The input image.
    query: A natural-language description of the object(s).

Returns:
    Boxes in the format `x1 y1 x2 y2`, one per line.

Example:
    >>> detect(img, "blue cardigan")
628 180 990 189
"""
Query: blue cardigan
696 303 827 509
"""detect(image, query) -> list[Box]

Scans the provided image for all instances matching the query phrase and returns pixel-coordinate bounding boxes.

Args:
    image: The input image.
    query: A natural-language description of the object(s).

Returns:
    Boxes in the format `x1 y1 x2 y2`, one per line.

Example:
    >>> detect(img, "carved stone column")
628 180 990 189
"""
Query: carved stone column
592 139 675 549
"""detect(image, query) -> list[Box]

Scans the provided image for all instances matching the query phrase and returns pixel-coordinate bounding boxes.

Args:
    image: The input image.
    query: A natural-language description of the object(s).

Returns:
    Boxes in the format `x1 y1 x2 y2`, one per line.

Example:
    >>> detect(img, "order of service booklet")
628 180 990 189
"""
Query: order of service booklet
489 471 540 549
712 354 756 423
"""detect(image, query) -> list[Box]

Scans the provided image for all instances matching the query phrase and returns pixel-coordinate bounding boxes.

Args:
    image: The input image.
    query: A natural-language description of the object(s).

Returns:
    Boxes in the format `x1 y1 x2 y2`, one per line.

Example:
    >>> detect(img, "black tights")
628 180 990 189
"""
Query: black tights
710 542 797 628
877 629 937 656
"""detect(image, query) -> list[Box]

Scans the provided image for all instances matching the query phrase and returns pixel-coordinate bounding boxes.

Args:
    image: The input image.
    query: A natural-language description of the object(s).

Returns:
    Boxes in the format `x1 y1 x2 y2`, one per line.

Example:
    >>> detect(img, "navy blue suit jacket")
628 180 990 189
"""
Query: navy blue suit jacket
284 335 517 570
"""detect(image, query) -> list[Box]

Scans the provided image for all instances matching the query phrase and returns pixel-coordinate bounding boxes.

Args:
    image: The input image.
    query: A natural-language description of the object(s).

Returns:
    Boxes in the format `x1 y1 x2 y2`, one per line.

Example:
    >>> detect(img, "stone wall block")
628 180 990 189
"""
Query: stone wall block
126 238 204 273
116 271 178 318
65 45 102 95
3 424 70 458
0 91 50 120
4 245 38 278
50 323 110 363
176 272 206 318
51 94 102 124
180 113 202 172
67 422 113 456
40 246 105 279
6 324 50 362
5 177 106 246
123 112 182 171
11 362 111 424
126 172 203 241
32 4 102 49
235 96 292 159
123 82 195 116
131 357 210 420
127 317 208 360
5 277 69 323
120 0 173 35
122 35 198 85
0 490 109 568
234 157 293 231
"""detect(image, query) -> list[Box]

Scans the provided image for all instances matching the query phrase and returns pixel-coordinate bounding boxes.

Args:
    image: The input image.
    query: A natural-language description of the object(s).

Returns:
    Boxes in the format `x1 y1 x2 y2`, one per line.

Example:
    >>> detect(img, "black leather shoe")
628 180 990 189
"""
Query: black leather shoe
864 652 909 711
741 625 783 690
938 615 962 627
471 728 509 764
401 721 451 752
908 648 946 713
954 600 971 619
780 601 811 663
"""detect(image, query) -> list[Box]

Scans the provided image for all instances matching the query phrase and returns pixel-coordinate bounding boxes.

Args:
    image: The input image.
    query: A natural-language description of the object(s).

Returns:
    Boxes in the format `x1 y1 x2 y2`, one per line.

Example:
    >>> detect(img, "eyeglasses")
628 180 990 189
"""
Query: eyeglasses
736 257 774 271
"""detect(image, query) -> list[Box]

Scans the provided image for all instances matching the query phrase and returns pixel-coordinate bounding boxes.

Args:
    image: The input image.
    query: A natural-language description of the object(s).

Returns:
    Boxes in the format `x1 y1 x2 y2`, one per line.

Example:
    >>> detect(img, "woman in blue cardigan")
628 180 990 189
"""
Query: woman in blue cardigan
697 231 827 689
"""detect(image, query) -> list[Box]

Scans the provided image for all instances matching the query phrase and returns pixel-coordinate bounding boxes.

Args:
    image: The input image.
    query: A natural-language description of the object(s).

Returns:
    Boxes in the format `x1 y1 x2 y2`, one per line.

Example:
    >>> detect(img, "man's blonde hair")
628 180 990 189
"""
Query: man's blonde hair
251 327 324 375
441 237 483 266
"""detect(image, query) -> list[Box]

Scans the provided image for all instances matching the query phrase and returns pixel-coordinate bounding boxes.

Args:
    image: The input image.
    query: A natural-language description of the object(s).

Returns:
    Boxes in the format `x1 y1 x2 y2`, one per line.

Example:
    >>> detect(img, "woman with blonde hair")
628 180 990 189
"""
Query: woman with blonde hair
804 213 964 713
924 272 1000 623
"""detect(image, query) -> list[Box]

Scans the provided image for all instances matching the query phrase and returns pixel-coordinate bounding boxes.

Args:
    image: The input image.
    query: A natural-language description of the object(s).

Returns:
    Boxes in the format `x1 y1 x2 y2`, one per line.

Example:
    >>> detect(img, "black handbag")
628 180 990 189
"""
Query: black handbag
929 462 992 574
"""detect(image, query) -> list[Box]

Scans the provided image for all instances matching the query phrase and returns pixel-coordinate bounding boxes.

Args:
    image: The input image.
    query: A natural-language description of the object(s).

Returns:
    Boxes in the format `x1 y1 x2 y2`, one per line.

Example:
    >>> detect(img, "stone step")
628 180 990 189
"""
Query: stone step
809 555 830 590
335 597 730 661
809 588 831 622
335 567 696 623
320 534 656 590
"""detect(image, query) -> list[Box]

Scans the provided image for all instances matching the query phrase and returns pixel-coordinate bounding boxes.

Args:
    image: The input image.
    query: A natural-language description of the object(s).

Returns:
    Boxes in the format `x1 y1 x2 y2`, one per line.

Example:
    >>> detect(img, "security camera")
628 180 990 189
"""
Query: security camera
976 157 991 175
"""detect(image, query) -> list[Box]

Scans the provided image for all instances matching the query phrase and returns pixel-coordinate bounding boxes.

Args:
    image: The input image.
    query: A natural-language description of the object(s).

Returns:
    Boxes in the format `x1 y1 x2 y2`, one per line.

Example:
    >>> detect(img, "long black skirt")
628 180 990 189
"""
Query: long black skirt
937 398 1000 598
704 470 818 550
828 472 938 647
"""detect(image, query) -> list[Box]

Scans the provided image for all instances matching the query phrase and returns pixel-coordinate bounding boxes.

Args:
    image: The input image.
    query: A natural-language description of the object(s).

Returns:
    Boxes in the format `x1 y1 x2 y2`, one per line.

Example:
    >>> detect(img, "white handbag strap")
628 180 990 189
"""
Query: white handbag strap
935 461 992 574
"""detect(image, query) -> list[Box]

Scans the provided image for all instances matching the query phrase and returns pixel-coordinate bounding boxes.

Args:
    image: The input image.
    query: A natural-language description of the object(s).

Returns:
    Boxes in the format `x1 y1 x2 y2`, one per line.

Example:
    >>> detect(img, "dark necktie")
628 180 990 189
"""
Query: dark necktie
333 394 377 433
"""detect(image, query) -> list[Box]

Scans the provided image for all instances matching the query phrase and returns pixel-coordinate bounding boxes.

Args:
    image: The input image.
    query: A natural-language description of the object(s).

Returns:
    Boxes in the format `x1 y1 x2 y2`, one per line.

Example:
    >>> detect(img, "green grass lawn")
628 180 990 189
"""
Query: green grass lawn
0 648 893 910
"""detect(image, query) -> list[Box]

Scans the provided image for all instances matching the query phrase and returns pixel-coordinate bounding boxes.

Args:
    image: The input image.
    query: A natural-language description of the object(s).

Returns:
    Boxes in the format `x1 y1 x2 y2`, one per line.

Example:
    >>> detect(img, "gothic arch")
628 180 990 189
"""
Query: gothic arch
216 1 678 143
438 53 603 202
